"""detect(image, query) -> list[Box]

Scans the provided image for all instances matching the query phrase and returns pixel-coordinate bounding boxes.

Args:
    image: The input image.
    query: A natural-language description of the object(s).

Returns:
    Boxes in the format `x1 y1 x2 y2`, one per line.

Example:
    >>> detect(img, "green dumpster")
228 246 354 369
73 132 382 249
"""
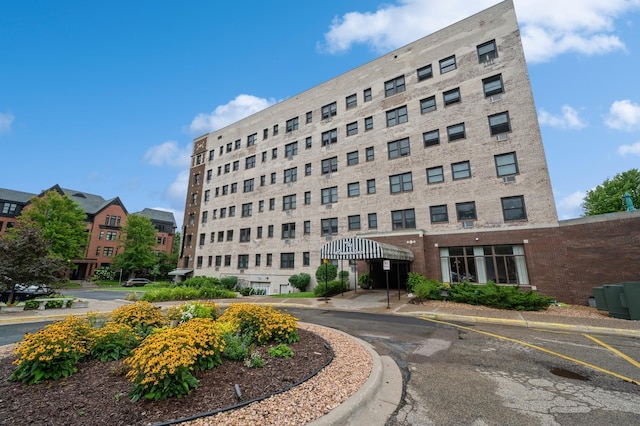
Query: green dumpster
621 282 640 321
592 287 608 311
603 284 630 320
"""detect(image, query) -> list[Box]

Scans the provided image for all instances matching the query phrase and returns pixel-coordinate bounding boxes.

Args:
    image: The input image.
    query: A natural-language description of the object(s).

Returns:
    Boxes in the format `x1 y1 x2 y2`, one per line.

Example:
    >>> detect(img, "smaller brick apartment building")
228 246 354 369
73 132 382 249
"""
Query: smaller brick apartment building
0 185 177 280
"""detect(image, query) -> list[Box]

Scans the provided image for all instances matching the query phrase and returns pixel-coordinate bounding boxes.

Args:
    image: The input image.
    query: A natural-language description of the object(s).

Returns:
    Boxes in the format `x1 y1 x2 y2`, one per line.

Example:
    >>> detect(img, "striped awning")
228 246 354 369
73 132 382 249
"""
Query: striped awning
320 237 414 261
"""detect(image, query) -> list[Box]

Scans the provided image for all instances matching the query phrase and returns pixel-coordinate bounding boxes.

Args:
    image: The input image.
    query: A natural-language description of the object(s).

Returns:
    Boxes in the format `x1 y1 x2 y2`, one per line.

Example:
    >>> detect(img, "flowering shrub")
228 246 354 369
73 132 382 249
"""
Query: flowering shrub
217 304 299 345
110 301 165 337
9 315 91 384
87 322 141 362
125 319 225 401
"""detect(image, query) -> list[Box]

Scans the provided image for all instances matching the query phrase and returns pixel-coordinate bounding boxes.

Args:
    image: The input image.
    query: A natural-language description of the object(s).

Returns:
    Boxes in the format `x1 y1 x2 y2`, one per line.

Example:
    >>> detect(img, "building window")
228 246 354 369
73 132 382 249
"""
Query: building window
502 196 527 221
285 141 298 158
271 172 276 184
217 166 221 176
443 88 461 105
217 231 224 242
478 39 497 62
268 224 274 238
368 213 377 229
245 155 256 169
237 255 249 269
447 123 466 141
304 191 311 205
272 148 278 159
321 218 338 235
243 179 255 193
439 55 456 73
346 121 358 136
267 253 273 266
321 157 338 174
363 88 372 102
255 254 261 266
348 182 360 197
427 166 444 184
364 116 373 131
305 163 312 176
201 211 208 223
257 226 263 239
386 106 408 127
221 185 228 196
367 179 376 194
347 151 359 166
204 190 210 202
281 253 295 269
273 124 279 135
495 152 518 177
321 129 338 146
240 228 251 242
304 220 311 234
269 198 275 210
261 151 267 162
390 172 413 193
283 194 296 210
233 160 239 171
452 161 471 180
215 256 222 267
385 75 405 97
224 255 231 267
224 163 230 174
241 203 253 217
483 74 504 97
231 183 237 194
209 150 215 161
210 232 215 243
346 94 357 109
489 112 511 135
103 247 116 257
191 193 198 204
388 138 411 159
234 139 241 150
226 143 232 153
206 169 212 182
96 246 101 256
188 213 195 225
193 173 200 185
247 133 257 147
348 215 361 230
303 252 310 266
106 231 117 240
321 186 338 204
430 205 449 223
417 64 433 81
286 117 299 132
229 206 236 217
220 207 227 218
305 136 312 149
258 200 264 212
226 230 234 241
284 167 297 183
456 202 477 220
365 147 374 161
391 209 416 229
282 223 296 239
321 102 337 119
420 96 436 113
306 111 312 123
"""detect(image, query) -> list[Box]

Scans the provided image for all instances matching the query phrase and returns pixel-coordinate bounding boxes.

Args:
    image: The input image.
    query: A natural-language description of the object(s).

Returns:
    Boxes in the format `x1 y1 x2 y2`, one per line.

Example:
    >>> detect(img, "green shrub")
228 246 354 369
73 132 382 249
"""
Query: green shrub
181 276 220 288
87 322 141 362
268 343 294 358
220 276 238 290
315 263 337 284
222 333 249 361
413 279 442 300
358 272 372 289
141 286 236 302
447 281 554 311
288 273 311 292
244 351 265 368
314 279 347 297
338 270 349 281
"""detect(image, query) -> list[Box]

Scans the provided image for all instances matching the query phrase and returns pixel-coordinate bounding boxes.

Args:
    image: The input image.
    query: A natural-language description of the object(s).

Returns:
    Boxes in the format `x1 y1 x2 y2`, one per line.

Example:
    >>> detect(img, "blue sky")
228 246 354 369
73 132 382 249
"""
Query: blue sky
2 0 640 229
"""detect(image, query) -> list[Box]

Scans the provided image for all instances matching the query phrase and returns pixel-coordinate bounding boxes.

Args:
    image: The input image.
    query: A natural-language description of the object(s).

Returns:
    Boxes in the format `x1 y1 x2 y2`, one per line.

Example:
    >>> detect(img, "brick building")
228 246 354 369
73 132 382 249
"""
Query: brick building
179 0 640 304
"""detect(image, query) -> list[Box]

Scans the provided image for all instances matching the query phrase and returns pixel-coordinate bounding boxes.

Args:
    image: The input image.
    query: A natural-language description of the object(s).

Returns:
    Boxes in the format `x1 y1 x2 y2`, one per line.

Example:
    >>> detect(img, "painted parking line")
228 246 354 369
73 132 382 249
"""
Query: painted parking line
419 316 640 386
583 334 640 369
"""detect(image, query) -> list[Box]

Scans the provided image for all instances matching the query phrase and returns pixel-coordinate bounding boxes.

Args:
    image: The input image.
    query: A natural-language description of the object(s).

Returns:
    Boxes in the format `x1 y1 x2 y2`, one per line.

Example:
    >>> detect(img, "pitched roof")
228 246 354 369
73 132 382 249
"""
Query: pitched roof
0 188 36 204
44 184 127 216
134 208 177 227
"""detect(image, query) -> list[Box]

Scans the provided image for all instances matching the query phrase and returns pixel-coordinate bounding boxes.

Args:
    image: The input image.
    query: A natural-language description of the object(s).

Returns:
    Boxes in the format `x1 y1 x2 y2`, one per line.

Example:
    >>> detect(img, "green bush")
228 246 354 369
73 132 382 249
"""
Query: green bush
314 279 347 297
338 270 349 281
358 272 372 289
268 343 294 358
221 333 249 361
413 278 442 300
220 276 238 290
141 286 236 302
315 263 337 284
288 273 311 292
182 276 220 288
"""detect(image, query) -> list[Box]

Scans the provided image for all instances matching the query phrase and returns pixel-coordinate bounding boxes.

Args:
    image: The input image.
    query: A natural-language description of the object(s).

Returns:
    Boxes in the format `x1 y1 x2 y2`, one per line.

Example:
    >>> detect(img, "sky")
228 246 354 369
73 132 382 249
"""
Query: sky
2 0 640 229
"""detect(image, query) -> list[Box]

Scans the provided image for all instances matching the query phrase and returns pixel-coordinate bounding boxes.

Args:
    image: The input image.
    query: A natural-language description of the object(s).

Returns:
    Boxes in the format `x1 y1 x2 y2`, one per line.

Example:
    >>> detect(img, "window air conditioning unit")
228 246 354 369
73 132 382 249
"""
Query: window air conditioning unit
326 203 333 209
503 176 516 183
496 134 508 142
462 221 474 229
285 239 291 244
490 94 502 103
325 236 333 241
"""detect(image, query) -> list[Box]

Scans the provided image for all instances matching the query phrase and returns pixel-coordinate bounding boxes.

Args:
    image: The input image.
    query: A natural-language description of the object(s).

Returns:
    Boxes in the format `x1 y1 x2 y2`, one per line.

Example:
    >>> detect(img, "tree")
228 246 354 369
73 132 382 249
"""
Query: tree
582 169 640 216
17 190 87 261
315 262 337 284
288 273 311 292
112 214 157 278
0 225 65 304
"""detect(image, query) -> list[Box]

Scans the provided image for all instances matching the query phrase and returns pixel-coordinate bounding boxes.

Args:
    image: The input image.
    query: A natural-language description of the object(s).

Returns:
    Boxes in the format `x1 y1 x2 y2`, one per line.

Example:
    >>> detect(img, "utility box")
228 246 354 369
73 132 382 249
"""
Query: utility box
621 282 640 321
603 284 630 320
592 286 608 311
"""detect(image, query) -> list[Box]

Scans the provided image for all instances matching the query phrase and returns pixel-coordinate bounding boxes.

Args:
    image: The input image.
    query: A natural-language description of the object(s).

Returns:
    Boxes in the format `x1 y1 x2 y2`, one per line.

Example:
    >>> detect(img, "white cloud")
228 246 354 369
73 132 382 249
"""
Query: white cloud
0 112 15 134
165 169 189 210
618 140 640 156
189 94 277 135
144 140 192 168
556 190 586 219
538 105 587 129
605 100 640 131
320 0 639 63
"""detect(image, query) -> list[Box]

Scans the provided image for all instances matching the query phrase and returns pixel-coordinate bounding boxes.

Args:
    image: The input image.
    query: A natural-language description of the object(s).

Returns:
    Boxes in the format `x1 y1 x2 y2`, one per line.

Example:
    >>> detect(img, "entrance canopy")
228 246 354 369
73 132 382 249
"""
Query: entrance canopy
168 268 193 276
320 237 414 261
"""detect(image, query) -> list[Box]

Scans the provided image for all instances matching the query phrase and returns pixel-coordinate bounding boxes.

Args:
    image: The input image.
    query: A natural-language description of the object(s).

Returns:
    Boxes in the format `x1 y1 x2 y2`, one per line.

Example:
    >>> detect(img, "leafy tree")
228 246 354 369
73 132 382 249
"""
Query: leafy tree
315 262 337 284
16 190 87 261
0 225 65 303
288 273 311 292
112 214 157 278
582 169 640 216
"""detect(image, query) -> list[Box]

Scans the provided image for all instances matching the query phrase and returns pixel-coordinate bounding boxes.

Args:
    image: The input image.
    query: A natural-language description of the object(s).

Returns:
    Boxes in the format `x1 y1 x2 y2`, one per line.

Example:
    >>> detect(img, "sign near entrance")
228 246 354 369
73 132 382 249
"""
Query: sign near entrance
383 259 390 270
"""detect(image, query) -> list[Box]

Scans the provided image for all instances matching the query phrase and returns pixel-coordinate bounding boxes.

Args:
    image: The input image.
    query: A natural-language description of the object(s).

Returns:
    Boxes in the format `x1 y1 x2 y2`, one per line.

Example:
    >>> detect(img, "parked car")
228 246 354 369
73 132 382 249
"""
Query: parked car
1 283 54 303
123 278 151 287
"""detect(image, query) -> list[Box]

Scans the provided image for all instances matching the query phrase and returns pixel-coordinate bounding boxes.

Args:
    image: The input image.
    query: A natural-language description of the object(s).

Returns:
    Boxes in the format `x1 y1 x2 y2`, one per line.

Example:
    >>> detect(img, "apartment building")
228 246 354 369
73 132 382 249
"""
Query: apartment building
180 0 562 294
0 185 177 280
